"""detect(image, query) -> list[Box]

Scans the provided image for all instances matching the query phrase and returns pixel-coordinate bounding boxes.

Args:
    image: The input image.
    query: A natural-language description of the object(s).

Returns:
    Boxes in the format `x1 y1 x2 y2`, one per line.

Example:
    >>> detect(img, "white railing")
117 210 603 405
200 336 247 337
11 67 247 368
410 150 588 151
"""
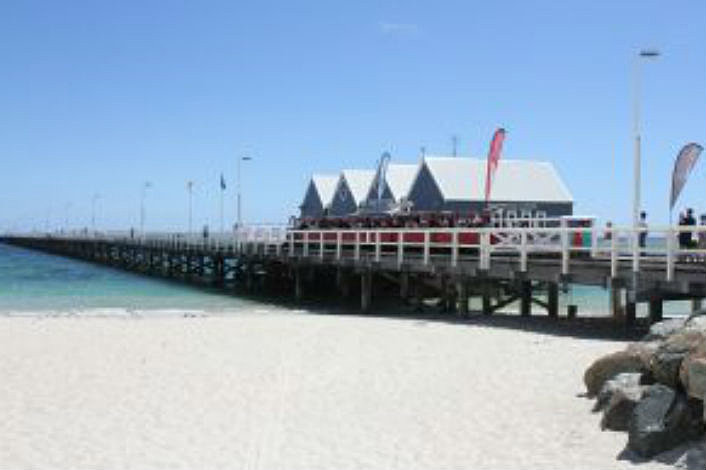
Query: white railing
7 224 706 282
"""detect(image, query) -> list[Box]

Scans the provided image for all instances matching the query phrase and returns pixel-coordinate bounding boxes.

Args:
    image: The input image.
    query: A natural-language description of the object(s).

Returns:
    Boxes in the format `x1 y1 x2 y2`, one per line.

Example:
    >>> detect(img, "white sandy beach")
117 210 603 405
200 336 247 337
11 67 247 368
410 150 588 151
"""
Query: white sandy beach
0 310 677 469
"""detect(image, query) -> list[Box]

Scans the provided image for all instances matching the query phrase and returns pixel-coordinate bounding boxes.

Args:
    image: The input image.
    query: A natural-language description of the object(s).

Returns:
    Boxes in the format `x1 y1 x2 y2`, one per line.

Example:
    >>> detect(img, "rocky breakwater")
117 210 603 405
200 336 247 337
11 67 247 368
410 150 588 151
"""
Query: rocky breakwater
584 316 706 461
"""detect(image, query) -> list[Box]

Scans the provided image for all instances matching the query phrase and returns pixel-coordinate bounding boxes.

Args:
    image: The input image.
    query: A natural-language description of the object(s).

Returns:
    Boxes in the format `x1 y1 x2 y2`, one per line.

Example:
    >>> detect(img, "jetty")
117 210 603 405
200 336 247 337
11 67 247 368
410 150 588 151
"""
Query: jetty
3 222 706 328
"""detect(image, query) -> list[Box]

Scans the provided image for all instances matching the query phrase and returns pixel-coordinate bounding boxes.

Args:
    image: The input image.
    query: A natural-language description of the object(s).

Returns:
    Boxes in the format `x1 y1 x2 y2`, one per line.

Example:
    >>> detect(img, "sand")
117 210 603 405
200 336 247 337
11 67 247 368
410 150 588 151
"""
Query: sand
0 310 677 469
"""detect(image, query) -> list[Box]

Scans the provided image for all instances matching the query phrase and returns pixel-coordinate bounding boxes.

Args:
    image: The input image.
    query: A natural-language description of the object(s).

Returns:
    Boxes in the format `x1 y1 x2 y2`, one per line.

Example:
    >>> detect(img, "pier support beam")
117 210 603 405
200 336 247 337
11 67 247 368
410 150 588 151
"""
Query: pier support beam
649 297 663 324
294 268 303 301
547 283 559 319
400 272 409 300
361 270 372 313
457 280 469 316
692 298 703 314
609 280 624 322
336 268 350 298
520 280 532 317
625 301 636 328
482 280 492 316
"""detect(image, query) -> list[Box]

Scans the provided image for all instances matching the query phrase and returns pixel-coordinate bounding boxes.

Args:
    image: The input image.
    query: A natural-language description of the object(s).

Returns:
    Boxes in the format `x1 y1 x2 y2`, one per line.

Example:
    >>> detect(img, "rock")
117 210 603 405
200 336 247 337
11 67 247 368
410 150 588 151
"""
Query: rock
650 331 705 388
644 318 686 341
683 440 706 470
601 384 646 431
684 358 706 400
584 350 645 397
628 384 704 458
627 341 661 371
685 315 706 334
595 372 643 412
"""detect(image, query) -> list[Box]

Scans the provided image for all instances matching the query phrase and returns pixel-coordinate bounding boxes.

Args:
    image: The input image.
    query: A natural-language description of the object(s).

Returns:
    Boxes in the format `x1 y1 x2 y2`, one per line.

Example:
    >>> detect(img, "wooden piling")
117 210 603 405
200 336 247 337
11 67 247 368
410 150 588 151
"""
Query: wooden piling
520 280 532 317
547 282 559 318
649 297 663 323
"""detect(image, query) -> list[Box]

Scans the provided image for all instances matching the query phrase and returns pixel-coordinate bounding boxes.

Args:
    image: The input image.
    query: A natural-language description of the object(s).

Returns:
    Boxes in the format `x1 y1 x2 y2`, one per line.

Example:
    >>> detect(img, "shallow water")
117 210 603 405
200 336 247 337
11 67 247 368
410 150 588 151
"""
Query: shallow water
0 243 255 314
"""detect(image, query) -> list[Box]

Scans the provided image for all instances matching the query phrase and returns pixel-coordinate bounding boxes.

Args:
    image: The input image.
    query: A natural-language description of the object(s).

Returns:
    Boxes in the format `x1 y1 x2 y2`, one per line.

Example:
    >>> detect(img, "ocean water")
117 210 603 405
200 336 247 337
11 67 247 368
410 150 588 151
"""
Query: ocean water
0 242 692 317
0 243 255 314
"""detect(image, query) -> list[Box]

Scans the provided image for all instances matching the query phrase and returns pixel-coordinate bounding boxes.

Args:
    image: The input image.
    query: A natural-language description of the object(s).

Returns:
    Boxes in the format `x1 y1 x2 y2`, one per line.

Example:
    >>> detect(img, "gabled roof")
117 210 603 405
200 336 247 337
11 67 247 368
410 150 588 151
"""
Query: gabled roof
310 174 338 208
423 156 573 202
341 169 376 205
384 163 418 201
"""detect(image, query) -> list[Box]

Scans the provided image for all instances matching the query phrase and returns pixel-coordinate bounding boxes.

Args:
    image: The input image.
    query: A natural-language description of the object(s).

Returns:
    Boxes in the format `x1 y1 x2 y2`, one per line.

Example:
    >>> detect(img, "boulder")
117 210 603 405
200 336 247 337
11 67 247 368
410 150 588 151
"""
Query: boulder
601 384 646 431
627 341 661 371
684 358 706 400
685 315 706 334
584 350 645 397
650 331 705 388
644 318 686 341
628 384 704 458
595 372 643 412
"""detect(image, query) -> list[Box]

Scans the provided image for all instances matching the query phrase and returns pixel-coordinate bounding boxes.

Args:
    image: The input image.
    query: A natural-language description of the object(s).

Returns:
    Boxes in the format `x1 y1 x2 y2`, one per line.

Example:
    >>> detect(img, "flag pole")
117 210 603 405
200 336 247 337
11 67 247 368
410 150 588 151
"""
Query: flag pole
220 185 224 234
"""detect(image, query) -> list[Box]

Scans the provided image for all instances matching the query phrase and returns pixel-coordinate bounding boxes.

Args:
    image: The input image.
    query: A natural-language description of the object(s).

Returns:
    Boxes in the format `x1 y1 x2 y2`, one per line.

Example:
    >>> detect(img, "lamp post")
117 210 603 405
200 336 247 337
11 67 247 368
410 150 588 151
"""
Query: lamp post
140 181 152 237
91 193 101 235
186 181 194 235
64 202 72 233
236 156 252 229
632 49 660 230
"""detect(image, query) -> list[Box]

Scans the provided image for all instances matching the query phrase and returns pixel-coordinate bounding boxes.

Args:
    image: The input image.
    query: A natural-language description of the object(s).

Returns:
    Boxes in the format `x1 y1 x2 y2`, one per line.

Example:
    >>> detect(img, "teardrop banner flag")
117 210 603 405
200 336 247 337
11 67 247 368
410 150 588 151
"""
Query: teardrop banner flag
670 143 703 210
484 128 506 202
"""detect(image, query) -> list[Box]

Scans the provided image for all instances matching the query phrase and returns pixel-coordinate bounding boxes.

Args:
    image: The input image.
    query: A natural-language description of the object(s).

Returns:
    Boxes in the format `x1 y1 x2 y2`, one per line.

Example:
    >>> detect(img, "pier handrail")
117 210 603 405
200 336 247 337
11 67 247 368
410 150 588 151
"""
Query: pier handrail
8 223 706 282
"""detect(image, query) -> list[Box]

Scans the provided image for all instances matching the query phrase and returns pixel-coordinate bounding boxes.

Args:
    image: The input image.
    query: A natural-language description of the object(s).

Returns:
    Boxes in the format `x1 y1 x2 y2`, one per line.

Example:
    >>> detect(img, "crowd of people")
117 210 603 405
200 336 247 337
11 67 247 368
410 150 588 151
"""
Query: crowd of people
295 211 495 230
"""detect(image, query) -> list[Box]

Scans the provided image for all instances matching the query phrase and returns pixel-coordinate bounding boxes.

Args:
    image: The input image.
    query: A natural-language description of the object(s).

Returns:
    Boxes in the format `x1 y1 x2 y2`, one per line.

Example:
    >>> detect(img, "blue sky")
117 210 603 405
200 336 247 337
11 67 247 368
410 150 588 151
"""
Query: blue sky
1 0 705 232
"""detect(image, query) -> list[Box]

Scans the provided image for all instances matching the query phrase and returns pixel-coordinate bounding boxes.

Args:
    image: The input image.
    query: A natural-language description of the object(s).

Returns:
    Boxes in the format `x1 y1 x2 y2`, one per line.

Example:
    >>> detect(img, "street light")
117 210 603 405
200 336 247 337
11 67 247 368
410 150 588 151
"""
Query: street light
140 181 152 236
632 49 660 231
91 193 101 235
64 202 72 233
186 181 194 235
237 156 252 229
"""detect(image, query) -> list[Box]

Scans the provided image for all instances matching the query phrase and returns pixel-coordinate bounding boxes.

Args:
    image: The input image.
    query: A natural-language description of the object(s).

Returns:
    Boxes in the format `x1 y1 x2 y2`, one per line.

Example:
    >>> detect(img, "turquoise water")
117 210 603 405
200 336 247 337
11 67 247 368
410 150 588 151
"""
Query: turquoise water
0 243 253 314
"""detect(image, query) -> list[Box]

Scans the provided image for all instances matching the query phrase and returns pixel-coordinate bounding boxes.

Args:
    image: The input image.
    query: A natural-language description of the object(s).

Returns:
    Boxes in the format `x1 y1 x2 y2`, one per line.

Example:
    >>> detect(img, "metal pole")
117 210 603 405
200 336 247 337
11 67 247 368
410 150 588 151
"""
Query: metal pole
187 181 193 235
237 157 241 228
140 187 145 236
632 57 642 232
140 181 152 237
632 49 660 232
220 187 224 234
91 194 100 234
236 156 252 229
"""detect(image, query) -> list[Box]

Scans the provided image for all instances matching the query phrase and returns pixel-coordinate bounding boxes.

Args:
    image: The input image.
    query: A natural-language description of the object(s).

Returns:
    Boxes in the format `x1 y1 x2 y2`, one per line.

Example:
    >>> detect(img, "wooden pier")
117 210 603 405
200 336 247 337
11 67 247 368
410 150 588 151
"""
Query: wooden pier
3 223 706 327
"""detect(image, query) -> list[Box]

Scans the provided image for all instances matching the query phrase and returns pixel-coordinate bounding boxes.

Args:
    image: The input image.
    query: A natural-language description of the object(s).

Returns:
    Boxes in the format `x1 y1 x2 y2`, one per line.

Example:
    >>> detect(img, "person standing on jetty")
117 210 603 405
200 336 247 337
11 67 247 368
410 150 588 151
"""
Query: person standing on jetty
679 208 696 249
638 211 648 249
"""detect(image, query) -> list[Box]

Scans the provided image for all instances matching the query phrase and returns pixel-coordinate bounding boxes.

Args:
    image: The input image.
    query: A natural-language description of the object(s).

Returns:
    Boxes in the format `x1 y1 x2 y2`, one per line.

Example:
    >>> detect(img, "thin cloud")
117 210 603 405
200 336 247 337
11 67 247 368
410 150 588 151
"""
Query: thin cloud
378 22 419 36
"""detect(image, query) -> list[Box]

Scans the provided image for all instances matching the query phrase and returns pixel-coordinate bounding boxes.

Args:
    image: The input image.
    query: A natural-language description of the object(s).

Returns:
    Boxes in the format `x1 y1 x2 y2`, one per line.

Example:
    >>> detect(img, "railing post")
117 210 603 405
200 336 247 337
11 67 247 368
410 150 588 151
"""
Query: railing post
632 226 640 273
480 231 490 270
610 227 618 278
336 231 342 260
289 231 295 256
666 228 675 282
423 231 430 266
451 229 458 268
397 231 404 267
303 231 309 257
520 230 527 272
354 231 360 261
375 231 381 262
561 228 569 275
319 231 324 260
